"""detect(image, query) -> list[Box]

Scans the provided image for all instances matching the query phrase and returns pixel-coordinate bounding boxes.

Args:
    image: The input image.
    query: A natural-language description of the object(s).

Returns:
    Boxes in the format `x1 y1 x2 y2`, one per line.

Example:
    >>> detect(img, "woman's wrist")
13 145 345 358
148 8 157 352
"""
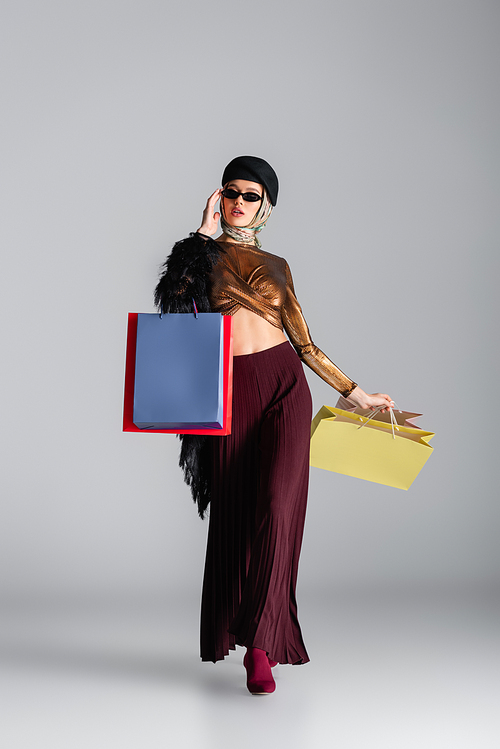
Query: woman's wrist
343 383 359 399
344 386 364 407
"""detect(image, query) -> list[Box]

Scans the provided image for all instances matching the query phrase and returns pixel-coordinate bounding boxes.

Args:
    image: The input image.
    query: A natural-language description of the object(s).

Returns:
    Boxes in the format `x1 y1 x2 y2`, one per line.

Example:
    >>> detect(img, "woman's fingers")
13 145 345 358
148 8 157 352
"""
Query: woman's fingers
206 190 221 219
352 388 395 413
207 188 221 207
369 393 394 412
202 189 220 214
197 190 222 236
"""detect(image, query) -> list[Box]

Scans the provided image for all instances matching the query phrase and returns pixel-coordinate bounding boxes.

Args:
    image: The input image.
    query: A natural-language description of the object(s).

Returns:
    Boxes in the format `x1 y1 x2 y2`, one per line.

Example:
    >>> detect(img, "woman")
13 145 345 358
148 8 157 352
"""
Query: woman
155 156 393 695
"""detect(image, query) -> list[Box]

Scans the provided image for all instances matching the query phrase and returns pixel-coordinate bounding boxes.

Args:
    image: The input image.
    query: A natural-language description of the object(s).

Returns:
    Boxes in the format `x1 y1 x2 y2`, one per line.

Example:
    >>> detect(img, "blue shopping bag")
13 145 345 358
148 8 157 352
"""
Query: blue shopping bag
132 312 225 430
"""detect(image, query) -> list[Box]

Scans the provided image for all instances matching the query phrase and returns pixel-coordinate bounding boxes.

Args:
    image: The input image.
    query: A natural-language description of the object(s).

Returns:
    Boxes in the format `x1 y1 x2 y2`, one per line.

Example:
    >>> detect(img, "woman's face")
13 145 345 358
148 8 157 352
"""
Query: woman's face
221 179 263 227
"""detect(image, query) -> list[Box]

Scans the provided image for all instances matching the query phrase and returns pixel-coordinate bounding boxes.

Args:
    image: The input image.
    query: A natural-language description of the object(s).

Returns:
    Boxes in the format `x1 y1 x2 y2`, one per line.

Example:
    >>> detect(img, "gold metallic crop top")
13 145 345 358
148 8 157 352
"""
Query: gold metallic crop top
208 241 357 397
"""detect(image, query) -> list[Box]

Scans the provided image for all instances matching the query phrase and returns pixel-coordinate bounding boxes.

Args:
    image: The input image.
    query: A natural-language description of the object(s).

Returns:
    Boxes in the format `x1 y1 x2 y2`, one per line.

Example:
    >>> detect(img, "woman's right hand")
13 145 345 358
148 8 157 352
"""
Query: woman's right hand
347 386 394 413
196 189 221 236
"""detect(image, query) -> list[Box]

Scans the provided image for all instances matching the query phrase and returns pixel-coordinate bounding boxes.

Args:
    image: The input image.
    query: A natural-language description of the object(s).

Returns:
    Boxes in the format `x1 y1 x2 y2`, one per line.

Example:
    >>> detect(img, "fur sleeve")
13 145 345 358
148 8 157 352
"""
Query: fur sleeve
154 233 221 314
153 232 222 519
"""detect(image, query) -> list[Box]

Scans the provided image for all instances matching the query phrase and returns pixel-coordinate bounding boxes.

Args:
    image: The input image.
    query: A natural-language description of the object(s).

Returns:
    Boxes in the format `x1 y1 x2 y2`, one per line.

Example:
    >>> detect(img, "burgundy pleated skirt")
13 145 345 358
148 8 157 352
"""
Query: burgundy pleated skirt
200 341 313 665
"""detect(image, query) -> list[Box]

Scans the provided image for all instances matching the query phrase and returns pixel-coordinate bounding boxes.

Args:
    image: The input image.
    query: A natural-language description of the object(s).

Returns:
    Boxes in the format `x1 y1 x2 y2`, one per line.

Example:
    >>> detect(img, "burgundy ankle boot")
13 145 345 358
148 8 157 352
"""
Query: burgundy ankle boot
243 647 276 695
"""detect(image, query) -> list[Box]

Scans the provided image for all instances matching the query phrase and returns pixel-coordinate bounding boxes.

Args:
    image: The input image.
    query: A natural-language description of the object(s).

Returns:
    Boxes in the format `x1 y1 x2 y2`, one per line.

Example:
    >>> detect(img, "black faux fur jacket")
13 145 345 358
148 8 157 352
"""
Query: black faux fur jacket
154 232 222 519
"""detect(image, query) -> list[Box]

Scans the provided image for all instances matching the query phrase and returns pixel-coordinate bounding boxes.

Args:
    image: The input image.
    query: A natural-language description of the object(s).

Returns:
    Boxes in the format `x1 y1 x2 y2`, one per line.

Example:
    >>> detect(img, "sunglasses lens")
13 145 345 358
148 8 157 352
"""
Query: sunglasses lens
221 189 262 202
222 189 239 199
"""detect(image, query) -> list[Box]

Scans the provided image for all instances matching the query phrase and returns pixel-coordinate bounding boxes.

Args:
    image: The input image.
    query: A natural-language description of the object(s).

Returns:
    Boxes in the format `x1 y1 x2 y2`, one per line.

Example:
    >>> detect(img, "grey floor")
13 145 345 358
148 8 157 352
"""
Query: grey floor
1 587 498 749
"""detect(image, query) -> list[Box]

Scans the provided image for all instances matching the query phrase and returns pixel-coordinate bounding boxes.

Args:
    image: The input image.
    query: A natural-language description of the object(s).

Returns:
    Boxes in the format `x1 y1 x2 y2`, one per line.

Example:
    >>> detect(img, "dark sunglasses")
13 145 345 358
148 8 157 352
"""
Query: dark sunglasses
221 188 263 203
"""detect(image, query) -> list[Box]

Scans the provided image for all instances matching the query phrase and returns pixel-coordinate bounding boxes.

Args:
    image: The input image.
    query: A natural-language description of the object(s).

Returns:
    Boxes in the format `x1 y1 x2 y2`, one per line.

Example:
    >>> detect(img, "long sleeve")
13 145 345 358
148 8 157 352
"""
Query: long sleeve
154 233 222 315
153 232 224 520
282 261 357 397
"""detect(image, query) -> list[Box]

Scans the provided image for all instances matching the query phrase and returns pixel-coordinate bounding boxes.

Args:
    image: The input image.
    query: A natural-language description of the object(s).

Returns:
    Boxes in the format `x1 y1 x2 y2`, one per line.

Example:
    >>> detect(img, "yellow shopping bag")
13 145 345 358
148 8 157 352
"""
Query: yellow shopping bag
310 405 434 489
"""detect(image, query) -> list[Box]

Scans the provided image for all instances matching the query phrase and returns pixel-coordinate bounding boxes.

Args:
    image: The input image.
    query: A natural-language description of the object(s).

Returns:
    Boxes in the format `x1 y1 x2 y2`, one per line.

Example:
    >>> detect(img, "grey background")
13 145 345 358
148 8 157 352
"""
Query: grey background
1 1 499 747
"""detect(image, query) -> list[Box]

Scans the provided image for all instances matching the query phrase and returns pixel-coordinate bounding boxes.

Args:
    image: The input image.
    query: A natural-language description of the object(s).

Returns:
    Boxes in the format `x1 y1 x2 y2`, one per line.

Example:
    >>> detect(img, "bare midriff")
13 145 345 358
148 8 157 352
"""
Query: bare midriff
231 307 287 356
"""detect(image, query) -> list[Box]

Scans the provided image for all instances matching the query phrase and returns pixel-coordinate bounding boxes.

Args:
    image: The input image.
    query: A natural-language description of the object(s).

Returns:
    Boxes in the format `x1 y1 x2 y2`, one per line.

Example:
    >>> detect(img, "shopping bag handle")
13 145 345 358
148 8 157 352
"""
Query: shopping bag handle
357 403 401 440
159 298 199 320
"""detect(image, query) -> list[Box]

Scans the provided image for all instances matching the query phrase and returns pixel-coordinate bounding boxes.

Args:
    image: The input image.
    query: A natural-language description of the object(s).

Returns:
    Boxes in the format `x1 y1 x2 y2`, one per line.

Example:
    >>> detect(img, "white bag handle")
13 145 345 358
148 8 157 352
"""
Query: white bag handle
357 403 401 440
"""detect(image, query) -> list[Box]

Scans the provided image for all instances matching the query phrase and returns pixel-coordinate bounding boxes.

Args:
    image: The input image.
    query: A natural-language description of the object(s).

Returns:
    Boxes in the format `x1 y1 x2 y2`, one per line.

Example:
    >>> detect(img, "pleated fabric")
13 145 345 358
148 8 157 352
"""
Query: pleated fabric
200 341 313 665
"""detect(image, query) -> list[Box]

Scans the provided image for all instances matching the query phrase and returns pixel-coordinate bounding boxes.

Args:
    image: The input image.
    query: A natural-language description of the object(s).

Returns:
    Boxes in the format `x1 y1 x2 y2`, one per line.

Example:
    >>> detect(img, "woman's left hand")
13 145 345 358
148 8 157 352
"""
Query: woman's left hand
346 386 394 412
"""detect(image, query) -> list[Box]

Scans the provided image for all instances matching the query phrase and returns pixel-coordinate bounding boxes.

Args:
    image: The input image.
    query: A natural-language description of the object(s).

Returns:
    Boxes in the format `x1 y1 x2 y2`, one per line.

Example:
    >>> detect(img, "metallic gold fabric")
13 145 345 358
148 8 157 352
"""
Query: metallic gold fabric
208 241 357 397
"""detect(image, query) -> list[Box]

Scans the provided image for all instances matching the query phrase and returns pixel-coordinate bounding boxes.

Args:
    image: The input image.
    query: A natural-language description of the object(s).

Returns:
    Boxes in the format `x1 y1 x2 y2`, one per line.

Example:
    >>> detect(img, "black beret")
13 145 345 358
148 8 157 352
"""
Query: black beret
222 155 279 206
